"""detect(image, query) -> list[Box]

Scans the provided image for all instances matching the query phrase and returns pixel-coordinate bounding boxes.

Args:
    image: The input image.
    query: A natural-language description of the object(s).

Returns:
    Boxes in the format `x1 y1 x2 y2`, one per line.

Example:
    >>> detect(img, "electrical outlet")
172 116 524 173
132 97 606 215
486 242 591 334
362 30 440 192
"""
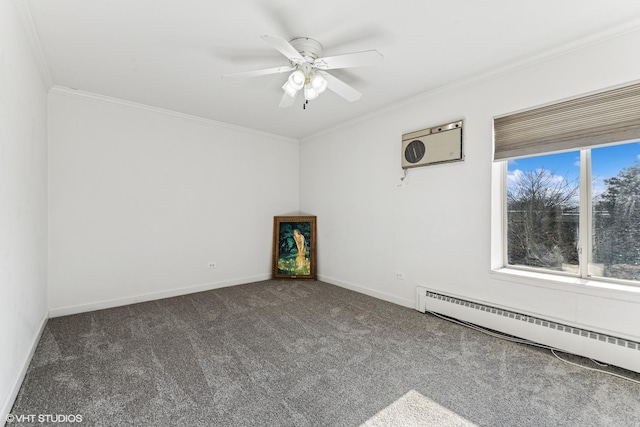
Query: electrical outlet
207 262 217 269
395 272 405 280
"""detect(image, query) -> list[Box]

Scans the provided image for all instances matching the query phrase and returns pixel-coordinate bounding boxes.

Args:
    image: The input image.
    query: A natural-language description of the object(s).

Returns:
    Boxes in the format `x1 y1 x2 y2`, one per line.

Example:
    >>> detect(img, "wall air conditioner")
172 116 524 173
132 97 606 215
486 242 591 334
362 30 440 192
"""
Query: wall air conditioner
402 120 463 169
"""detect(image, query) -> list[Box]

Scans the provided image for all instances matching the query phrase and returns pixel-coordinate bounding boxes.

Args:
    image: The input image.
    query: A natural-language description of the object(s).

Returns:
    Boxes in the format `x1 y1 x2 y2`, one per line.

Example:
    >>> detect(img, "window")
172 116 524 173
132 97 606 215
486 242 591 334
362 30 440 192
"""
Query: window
506 151 580 274
590 143 640 281
505 142 640 283
495 82 640 285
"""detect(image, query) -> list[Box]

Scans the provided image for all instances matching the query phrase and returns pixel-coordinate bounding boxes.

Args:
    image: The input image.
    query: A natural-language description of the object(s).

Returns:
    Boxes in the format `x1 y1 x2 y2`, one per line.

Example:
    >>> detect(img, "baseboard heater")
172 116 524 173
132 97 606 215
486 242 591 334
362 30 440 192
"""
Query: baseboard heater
416 286 640 374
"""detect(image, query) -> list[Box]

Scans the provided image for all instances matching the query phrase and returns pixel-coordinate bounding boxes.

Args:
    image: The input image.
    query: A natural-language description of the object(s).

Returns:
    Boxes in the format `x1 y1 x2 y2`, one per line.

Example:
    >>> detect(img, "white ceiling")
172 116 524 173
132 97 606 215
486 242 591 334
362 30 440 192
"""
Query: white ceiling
25 0 640 139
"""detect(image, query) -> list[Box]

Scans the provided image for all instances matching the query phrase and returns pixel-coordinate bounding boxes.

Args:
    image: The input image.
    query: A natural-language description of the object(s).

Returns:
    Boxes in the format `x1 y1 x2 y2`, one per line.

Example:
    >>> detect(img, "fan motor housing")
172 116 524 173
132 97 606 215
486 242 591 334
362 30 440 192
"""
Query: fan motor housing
290 37 323 62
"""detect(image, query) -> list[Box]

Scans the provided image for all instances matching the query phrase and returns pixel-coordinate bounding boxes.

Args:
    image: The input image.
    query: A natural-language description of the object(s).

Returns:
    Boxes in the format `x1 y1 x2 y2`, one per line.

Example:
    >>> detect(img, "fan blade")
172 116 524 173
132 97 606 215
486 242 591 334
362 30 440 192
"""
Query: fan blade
222 65 295 79
324 72 361 102
279 90 299 108
313 50 383 70
260 35 305 64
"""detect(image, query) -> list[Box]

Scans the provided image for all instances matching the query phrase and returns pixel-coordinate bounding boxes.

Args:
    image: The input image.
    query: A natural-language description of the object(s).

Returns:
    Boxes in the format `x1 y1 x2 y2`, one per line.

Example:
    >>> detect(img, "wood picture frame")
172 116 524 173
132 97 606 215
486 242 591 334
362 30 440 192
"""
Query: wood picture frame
272 216 316 280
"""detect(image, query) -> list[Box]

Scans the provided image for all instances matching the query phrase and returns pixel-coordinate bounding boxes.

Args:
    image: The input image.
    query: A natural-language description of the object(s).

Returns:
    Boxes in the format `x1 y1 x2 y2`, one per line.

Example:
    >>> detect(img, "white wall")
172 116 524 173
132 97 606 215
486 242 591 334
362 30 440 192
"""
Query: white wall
300 29 640 343
48 90 299 315
0 0 49 419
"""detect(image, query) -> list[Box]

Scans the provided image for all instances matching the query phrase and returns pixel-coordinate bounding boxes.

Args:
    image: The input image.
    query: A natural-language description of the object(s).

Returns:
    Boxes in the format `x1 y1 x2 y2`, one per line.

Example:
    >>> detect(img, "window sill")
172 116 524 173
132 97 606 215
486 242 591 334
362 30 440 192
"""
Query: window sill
490 268 640 304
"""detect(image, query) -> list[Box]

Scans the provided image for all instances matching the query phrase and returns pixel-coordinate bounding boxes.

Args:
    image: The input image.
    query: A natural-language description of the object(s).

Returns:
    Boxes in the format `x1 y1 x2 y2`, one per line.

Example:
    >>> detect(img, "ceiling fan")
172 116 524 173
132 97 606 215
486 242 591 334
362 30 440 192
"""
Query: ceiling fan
222 35 383 108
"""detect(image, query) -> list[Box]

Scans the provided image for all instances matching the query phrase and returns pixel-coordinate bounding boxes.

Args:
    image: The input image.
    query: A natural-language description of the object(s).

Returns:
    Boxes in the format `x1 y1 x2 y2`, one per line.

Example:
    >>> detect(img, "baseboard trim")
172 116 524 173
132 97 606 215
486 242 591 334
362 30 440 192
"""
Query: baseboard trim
318 275 414 309
1 311 48 422
48 274 271 317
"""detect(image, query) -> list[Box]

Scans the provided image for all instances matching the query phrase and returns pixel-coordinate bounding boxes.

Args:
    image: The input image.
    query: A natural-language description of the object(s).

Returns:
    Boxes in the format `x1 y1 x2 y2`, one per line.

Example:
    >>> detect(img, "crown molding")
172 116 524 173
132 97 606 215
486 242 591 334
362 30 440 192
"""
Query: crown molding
302 18 640 142
12 0 53 90
49 86 299 144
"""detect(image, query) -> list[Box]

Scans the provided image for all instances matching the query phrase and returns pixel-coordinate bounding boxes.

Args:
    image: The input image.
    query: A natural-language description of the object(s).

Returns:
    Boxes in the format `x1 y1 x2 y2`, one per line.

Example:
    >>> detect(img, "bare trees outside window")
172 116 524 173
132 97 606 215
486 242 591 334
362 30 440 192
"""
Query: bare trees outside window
507 152 580 272
506 142 640 284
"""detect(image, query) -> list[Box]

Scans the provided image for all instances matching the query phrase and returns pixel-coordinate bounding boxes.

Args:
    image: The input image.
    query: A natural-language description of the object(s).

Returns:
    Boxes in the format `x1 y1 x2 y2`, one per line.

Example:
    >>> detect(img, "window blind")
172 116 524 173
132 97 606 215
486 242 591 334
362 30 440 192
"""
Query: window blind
493 82 640 161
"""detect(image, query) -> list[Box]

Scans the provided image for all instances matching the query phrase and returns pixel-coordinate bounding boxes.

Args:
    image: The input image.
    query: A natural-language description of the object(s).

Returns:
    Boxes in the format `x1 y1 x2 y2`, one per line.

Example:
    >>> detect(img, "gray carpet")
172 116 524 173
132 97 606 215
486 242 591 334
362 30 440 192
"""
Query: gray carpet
8 280 640 426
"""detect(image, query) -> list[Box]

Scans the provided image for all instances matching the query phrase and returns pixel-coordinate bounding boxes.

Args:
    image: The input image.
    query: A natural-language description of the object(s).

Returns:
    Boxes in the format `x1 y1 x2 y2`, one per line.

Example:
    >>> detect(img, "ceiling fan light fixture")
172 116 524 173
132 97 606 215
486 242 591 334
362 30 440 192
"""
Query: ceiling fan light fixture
223 35 380 107
304 84 318 101
288 70 305 90
310 73 328 94
282 81 298 97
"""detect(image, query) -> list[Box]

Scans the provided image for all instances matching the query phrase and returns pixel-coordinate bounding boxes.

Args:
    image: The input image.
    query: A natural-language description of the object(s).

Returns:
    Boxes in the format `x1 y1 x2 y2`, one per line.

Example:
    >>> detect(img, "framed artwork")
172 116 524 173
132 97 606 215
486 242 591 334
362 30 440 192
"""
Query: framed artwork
272 216 316 280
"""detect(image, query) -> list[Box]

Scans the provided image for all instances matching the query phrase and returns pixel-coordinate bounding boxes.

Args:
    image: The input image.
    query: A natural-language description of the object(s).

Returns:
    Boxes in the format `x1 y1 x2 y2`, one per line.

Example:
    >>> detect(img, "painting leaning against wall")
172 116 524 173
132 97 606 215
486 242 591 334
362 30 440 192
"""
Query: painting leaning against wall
272 216 316 280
